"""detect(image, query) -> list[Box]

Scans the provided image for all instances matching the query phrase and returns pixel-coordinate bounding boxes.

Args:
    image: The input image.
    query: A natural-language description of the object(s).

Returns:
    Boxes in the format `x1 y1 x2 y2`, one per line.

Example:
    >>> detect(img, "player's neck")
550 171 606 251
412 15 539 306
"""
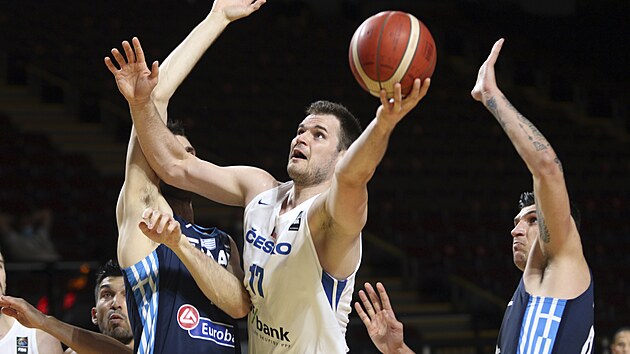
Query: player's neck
283 183 325 213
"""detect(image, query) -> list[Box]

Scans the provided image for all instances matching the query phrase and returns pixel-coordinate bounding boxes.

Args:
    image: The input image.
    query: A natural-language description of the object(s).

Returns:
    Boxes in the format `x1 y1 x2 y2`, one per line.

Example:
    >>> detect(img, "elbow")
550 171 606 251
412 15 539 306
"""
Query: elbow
531 152 563 178
159 159 189 187
228 301 251 319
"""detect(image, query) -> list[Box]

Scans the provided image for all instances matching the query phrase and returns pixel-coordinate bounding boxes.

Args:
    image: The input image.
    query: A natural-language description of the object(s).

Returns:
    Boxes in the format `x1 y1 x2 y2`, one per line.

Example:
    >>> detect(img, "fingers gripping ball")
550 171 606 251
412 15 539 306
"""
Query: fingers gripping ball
349 11 437 98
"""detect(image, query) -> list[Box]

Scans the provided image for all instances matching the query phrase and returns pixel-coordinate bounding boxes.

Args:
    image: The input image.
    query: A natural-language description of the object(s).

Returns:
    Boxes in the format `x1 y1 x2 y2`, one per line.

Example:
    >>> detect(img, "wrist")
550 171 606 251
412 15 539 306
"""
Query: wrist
39 314 56 331
169 234 187 253
207 9 232 27
128 98 153 112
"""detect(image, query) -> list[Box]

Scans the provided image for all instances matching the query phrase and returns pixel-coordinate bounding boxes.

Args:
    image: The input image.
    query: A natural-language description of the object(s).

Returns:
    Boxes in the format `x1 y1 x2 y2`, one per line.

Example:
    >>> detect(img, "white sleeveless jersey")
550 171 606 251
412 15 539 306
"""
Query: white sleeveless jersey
243 181 360 353
0 320 40 354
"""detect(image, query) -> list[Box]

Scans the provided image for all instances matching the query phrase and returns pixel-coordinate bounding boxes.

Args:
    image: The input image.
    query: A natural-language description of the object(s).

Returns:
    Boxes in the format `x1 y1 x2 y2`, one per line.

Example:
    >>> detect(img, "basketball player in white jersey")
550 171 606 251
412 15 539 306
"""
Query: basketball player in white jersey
107 25 430 351
0 250 63 354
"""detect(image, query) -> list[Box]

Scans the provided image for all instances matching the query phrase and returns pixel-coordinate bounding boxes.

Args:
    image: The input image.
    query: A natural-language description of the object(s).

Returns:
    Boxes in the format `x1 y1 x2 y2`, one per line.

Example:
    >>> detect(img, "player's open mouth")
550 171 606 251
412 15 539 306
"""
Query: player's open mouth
291 150 307 160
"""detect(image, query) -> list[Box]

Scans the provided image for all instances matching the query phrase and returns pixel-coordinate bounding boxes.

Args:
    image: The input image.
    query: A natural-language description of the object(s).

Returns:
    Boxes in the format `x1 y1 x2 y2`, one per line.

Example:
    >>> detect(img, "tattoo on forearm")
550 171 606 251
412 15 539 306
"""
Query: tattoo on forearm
554 157 564 172
538 214 551 243
500 96 551 151
486 97 507 129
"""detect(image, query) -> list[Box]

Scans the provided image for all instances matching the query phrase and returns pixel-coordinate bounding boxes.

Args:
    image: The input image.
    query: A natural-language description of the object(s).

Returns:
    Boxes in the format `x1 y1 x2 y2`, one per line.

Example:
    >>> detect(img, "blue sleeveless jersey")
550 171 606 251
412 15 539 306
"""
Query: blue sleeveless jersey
123 214 240 354
496 276 594 354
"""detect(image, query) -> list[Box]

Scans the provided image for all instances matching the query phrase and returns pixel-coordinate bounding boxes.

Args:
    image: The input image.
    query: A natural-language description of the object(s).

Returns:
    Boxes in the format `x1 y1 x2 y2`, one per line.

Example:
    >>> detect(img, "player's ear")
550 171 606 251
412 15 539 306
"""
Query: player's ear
91 307 98 325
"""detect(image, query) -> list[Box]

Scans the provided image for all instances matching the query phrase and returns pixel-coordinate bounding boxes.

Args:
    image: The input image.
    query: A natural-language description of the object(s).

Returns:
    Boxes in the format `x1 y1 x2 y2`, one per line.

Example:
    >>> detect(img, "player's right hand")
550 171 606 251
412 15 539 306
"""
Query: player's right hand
104 37 159 107
471 38 504 103
138 208 181 249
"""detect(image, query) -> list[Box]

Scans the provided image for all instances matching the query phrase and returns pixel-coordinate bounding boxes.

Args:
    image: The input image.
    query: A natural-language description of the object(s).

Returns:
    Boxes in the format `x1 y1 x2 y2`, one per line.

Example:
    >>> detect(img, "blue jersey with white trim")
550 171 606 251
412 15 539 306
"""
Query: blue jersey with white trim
496 276 594 354
123 214 240 354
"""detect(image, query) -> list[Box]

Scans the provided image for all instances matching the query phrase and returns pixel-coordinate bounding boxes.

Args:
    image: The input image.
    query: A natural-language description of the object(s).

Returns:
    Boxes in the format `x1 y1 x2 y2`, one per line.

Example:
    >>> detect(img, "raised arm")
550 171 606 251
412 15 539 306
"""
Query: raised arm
0 295 130 354
471 39 582 262
313 79 430 279
138 208 250 318
107 41 251 316
106 38 275 208
152 0 266 119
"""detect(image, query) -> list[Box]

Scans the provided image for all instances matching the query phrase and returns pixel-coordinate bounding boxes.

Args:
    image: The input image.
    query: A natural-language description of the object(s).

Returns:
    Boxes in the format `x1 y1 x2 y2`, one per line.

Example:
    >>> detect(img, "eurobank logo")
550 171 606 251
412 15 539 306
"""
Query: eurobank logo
177 304 236 347
177 304 199 330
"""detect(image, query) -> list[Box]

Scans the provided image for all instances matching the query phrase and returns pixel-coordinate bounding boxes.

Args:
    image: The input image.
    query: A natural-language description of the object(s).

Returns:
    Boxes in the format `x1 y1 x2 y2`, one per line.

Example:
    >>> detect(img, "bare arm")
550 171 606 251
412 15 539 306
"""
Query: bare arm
106 38 276 208
152 0 266 119
139 208 250 318
471 39 582 260
0 296 130 354
312 79 430 278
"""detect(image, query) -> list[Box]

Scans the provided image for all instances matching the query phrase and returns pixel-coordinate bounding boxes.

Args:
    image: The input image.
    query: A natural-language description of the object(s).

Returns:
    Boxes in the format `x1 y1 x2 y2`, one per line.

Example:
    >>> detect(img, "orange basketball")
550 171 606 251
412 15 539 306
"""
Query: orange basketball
349 11 437 98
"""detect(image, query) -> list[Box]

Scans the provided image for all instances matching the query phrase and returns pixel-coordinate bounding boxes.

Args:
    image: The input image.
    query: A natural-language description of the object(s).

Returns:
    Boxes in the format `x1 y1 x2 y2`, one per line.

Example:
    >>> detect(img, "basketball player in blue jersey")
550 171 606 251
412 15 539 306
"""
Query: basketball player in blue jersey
0 259 134 353
106 19 431 352
472 39 594 353
106 2 266 353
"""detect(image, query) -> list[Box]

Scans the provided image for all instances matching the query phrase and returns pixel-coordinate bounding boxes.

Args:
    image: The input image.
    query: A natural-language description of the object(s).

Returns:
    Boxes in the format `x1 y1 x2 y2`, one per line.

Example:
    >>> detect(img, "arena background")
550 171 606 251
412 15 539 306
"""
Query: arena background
0 0 628 352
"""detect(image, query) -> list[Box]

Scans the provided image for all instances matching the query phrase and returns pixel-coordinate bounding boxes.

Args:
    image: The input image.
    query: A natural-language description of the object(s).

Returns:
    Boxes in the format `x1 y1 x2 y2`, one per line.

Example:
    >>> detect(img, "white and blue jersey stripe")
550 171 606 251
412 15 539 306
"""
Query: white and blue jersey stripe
123 214 240 354
496 276 594 354
124 253 160 354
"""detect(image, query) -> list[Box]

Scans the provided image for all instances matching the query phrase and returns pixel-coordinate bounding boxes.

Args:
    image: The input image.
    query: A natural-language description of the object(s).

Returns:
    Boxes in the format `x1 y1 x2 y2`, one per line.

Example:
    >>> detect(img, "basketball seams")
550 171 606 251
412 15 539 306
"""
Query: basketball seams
349 10 436 98
374 12 395 93
381 13 420 92
350 23 382 94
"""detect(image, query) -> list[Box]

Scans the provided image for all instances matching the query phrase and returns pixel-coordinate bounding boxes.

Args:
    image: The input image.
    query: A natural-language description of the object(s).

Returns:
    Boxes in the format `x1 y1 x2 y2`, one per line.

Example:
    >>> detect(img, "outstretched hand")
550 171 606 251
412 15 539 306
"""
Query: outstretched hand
211 0 266 22
138 208 182 249
105 37 159 106
471 38 504 102
355 282 412 354
0 295 47 330
376 78 431 129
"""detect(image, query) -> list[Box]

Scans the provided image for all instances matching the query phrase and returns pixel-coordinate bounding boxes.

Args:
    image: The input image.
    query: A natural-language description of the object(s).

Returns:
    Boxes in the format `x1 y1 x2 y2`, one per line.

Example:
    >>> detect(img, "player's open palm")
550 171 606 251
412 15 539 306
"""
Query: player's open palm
355 283 406 354
138 208 182 249
212 0 266 22
105 37 159 106
471 38 504 102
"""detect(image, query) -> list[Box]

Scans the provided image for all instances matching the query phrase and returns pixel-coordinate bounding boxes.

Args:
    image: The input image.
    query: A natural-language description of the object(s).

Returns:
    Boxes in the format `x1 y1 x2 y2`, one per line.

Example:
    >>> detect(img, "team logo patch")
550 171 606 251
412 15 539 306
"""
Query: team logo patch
177 304 236 348
16 336 28 353
177 304 200 330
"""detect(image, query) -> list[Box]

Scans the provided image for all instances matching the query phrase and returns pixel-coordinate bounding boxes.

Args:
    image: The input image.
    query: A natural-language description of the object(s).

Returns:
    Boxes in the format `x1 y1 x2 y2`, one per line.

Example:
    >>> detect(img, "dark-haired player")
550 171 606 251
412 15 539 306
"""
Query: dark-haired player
471 39 594 353
107 27 430 354
0 259 133 354
109 1 265 353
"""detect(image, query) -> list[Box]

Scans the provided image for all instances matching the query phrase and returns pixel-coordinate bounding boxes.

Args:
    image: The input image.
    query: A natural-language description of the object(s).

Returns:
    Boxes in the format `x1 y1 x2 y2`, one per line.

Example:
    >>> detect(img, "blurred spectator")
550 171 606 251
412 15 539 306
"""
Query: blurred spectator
0 208 60 262
611 327 630 354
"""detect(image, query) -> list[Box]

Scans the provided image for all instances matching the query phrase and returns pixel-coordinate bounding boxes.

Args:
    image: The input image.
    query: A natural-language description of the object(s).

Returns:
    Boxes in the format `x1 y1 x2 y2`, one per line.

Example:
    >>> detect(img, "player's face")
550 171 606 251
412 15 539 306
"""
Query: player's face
0 253 5 296
287 114 342 186
510 205 539 271
91 276 133 345
612 330 630 354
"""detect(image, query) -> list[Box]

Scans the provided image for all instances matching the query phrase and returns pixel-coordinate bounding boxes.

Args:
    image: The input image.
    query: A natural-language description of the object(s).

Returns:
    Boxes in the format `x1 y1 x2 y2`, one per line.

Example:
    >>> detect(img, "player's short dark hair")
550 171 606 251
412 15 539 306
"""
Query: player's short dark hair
167 119 186 137
518 191 581 231
94 259 123 301
613 327 630 341
306 101 362 151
